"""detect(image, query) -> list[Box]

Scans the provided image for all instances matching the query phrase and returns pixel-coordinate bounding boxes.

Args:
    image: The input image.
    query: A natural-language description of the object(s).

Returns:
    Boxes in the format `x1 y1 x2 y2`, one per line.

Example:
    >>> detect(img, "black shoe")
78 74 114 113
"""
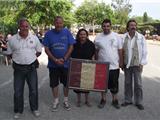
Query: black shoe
121 102 132 107
112 100 120 109
98 99 106 108
135 104 144 110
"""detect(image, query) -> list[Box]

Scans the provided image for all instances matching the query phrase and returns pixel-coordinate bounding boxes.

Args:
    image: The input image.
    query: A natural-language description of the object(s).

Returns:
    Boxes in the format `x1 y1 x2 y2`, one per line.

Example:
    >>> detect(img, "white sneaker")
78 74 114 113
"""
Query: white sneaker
63 101 71 111
32 110 40 117
14 113 21 119
51 102 59 112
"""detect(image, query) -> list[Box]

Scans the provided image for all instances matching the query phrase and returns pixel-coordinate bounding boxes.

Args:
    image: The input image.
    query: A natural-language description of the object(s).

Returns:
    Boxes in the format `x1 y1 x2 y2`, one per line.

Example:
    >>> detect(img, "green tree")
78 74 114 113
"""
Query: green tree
15 0 74 28
143 12 148 23
132 15 154 24
0 1 20 34
75 0 114 34
131 16 143 23
111 0 132 25
0 0 75 34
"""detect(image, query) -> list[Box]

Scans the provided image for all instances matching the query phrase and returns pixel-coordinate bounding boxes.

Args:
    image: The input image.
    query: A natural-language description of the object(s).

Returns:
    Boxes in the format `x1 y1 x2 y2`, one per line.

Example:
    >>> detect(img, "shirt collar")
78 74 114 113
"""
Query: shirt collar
17 32 31 41
126 31 138 39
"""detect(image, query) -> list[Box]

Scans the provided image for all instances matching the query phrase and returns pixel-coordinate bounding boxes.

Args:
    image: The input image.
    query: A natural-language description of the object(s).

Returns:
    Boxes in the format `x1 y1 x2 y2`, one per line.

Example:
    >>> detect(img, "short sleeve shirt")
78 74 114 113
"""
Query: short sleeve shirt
7 32 42 65
94 32 122 70
43 28 76 68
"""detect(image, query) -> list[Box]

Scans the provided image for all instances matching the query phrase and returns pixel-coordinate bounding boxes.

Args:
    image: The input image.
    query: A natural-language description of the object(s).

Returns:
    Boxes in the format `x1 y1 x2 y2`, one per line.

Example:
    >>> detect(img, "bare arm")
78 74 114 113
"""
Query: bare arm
63 45 74 61
44 46 58 61
44 46 63 65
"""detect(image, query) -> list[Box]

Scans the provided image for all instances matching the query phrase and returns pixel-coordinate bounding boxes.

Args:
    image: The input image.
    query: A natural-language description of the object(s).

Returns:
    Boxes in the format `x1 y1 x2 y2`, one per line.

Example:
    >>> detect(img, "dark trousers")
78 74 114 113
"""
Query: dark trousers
108 69 120 94
13 62 38 113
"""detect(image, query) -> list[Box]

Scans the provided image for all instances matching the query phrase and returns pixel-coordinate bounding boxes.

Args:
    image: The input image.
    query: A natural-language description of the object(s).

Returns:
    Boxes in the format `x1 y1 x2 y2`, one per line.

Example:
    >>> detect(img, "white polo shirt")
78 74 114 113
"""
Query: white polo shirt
94 32 122 70
7 32 42 65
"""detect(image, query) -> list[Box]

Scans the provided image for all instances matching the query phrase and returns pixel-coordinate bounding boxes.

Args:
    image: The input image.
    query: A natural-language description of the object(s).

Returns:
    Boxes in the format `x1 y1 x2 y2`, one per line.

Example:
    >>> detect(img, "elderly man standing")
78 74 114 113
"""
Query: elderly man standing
121 19 147 110
43 16 75 112
7 18 42 119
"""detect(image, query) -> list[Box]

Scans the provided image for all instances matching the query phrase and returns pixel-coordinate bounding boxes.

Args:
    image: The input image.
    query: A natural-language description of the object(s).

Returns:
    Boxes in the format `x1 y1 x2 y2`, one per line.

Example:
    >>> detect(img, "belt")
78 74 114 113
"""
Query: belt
13 61 35 67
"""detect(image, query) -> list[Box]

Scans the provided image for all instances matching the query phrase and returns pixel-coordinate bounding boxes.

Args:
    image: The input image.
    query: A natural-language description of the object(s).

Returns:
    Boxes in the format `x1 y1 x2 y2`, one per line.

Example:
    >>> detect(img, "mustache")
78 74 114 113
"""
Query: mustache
131 28 136 30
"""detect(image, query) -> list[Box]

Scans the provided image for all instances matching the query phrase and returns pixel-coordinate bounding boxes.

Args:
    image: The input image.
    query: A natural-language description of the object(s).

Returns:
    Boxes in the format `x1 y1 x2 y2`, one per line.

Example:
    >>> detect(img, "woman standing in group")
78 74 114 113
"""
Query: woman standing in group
71 28 95 107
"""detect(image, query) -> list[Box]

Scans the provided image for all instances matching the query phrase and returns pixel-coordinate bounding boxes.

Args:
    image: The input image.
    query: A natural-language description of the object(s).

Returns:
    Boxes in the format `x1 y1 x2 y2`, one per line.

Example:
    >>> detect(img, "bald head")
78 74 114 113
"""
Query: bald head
54 16 64 32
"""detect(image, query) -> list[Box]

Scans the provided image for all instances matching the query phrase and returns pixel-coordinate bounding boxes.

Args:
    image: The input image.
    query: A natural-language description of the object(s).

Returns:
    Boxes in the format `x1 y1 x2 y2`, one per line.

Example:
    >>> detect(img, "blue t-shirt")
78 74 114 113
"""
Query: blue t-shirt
43 28 76 68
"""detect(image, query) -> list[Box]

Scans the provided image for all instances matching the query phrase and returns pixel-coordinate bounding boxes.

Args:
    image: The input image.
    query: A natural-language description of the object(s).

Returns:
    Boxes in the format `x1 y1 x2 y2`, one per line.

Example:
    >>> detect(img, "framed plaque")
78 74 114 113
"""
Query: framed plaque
68 58 109 92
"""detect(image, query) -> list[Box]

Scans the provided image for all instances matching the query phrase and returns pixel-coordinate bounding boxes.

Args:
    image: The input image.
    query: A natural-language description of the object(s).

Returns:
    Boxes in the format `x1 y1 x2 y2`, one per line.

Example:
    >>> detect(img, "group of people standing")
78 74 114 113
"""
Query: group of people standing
94 18 147 110
5 16 147 119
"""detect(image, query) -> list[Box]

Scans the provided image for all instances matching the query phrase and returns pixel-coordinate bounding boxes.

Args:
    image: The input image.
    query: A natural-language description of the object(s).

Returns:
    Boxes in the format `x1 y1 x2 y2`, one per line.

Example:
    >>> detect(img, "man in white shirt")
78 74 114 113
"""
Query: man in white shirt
7 18 42 118
121 19 147 110
95 19 123 109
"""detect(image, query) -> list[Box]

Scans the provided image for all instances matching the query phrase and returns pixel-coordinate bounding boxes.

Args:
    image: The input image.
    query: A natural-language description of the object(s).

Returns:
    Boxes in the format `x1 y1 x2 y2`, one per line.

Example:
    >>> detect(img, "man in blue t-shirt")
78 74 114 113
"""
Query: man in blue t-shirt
43 16 75 111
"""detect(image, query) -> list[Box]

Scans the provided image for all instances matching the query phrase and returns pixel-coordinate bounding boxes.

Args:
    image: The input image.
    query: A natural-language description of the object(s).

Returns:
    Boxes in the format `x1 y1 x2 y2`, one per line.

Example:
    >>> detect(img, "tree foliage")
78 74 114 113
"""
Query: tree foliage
75 0 114 34
0 0 74 34
111 0 132 25
0 0 159 35
132 15 154 24
143 12 148 23
75 0 114 25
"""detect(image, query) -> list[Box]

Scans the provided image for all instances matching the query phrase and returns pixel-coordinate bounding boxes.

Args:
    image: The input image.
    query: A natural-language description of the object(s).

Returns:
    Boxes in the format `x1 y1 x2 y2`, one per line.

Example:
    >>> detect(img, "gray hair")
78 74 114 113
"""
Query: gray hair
17 17 30 27
54 16 63 22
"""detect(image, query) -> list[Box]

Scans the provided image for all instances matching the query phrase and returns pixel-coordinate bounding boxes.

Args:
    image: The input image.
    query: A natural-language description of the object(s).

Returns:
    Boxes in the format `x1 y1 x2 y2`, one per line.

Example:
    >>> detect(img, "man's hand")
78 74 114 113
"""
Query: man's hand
140 64 143 72
55 58 64 65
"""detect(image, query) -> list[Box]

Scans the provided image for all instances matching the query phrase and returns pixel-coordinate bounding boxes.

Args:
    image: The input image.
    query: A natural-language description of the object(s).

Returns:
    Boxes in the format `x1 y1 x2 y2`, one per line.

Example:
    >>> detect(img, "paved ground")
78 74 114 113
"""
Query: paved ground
0 40 160 120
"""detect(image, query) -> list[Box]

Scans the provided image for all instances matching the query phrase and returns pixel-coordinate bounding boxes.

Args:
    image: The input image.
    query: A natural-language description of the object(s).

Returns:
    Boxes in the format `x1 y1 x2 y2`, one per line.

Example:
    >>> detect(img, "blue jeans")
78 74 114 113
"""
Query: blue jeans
13 62 38 113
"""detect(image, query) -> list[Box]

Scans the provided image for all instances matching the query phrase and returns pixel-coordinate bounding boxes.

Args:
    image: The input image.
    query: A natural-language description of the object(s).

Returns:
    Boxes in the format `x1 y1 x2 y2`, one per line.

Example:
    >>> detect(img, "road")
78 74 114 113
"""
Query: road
0 41 160 120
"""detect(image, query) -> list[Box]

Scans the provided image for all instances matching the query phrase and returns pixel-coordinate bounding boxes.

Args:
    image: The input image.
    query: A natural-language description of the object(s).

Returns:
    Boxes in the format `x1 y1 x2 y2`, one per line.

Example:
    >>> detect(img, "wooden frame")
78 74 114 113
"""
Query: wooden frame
68 58 109 92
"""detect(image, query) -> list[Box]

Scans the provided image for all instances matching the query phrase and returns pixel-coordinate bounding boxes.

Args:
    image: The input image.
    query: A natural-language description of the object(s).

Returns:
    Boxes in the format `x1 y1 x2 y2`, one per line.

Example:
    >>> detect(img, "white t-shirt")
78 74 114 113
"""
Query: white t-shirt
94 32 122 70
7 32 42 65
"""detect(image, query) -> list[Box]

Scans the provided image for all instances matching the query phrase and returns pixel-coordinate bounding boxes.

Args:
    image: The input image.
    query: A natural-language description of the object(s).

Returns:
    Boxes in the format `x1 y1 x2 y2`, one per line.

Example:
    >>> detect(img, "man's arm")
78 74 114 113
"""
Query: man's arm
141 36 147 65
118 48 123 69
95 49 99 60
44 46 63 65
139 35 147 72
63 45 74 61
36 52 41 57
44 46 58 62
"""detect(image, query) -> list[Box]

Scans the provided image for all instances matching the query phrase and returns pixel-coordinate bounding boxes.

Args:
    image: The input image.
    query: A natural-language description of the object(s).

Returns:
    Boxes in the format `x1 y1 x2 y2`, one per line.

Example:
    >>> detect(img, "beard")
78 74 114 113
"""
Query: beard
103 30 110 35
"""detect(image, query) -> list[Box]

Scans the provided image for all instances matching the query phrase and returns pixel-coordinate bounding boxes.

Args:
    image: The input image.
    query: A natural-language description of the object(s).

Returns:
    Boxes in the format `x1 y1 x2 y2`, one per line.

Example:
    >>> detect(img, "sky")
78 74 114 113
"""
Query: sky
73 0 160 20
